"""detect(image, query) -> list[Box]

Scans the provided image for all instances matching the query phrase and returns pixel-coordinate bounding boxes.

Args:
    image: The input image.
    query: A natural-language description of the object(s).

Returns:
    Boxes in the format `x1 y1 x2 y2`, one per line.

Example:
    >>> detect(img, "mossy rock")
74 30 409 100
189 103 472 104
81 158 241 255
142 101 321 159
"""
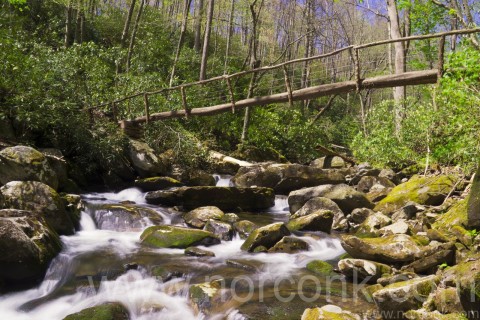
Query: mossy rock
338 259 391 284
240 222 290 252
61 194 83 230
467 167 480 228
301 305 360 320
63 302 130 320
189 280 223 314
134 176 182 192
374 175 458 214
287 210 334 233
0 146 58 189
432 197 468 232
140 225 220 249
268 236 309 253
404 310 467 320
1 181 73 235
92 203 163 231
233 220 258 239
184 206 224 229
306 260 335 276
185 247 215 257
128 139 168 178
203 219 233 241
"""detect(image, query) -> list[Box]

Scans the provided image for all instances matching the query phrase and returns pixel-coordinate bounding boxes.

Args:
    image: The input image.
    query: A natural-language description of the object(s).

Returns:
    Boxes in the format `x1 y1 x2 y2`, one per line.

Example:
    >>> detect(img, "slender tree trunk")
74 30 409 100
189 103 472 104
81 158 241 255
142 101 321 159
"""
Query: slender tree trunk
387 0 406 135
223 0 235 73
64 0 73 48
194 0 204 52
126 0 146 72
199 0 214 80
120 0 137 49
74 0 84 44
170 0 193 86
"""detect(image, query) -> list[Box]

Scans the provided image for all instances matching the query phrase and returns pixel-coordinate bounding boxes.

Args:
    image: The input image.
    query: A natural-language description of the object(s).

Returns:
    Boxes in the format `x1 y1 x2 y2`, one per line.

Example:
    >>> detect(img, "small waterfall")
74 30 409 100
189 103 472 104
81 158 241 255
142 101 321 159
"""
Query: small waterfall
83 188 147 204
268 195 290 214
213 174 233 187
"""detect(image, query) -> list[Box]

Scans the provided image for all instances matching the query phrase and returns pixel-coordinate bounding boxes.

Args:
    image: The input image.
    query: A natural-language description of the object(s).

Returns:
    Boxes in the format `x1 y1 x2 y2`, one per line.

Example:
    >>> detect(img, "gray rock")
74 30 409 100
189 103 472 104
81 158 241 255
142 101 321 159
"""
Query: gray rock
185 247 215 257
356 176 395 193
240 222 290 252
287 210 334 233
355 212 391 237
268 236 309 253
291 197 347 231
204 219 233 241
301 305 360 320
338 258 392 284
134 176 182 192
128 139 168 177
92 203 163 231
467 168 480 228
310 156 346 169
184 206 224 228
233 220 258 239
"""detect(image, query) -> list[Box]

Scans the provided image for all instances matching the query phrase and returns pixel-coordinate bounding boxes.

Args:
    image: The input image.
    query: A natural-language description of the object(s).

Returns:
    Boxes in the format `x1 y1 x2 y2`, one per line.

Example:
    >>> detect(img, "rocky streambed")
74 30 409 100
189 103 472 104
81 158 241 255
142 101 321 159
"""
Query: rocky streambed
1 144 480 319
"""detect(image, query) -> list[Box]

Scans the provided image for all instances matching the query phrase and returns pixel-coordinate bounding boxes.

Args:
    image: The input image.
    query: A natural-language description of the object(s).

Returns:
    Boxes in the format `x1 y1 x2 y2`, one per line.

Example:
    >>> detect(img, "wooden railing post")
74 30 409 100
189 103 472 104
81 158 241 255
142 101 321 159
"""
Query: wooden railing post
225 76 236 114
283 66 294 107
180 87 190 118
143 93 150 124
353 47 361 92
437 35 446 80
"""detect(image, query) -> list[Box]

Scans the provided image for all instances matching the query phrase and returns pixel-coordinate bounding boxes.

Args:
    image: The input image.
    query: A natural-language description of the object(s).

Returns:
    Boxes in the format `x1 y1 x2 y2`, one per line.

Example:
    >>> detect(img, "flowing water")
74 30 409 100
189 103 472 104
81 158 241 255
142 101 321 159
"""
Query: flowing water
0 177 375 319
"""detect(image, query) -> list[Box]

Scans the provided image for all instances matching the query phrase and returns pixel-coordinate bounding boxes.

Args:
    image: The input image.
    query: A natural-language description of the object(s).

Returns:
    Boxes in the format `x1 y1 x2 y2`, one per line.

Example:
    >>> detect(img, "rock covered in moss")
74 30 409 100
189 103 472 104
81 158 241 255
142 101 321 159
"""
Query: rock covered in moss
203 219 233 241
62 194 83 230
0 212 61 288
354 212 391 237
357 175 396 193
338 259 391 284
341 234 424 264
233 163 346 194
306 260 335 276
189 280 224 315
185 247 215 257
288 184 374 214
184 206 224 229
140 225 220 249
92 203 163 231
134 176 182 192
128 139 169 178
467 167 480 228
0 146 58 189
291 197 347 231
287 210 334 233
145 186 275 211
233 220 258 239
374 175 458 214
1 181 73 235
404 310 465 320
301 305 360 320
373 275 439 319
63 302 130 320
432 287 464 314
240 222 290 252
432 198 468 232
267 236 309 253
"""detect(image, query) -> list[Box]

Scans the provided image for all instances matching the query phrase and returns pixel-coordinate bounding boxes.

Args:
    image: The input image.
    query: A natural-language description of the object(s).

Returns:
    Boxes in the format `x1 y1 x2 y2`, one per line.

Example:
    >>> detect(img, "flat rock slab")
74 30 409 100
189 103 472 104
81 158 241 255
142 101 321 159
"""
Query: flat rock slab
145 186 275 211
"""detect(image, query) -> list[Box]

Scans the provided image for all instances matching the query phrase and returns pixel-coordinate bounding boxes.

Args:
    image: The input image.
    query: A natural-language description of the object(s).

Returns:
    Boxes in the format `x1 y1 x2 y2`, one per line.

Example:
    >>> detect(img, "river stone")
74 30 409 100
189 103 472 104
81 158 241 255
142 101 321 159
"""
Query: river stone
432 197 468 232
63 302 130 320
134 176 182 192
306 260 335 276
404 310 465 320
189 280 224 314
203 219 233 241
92 203 163 231
378 219 410 236
145 186 275 211
373 275 439 319
0 181 74 235
185 247 215 257
221 213 239 224
348 208 375 225
128 139 168 178
338 259 392 284
467 168 480 228
374 175 458 215
140 225 220 249
0 146 58 189
184 206 224 229
291 197 347 231
341 234 423 264
268 236 309 253
310 156 346 169
357 176 395 193
40 148 69 191
182 169 216 186
233 220 258 239
441 258 480 315
62 194 83 230
232 163 346 194
288 184 374 214
287 210 334 233
301 305 360 320
355 212 391 237
432 287 464 314
0 214 61 288
240 222 290 252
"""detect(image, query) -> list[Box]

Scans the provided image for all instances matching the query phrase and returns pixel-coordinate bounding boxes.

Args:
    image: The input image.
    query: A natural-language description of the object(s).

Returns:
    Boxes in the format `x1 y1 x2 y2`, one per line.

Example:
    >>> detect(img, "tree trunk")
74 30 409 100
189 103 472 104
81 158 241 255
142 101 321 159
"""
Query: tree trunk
120 0 137 49
223 0 235 73
74 0 84 44
386 0 406 135
169 0 193 86
194 0 204 52
199 0 214 80
64 0 73 48
126 0 146 72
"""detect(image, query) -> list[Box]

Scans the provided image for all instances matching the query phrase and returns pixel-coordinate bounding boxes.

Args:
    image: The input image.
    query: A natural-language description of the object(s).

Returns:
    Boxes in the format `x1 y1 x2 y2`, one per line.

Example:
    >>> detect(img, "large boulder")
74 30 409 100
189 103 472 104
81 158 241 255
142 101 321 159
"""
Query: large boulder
432 198 468 232
128 139 169 178
0 146 58 189
63 302 130 320
354 212 391 237
301 305 360 320
467 168 480 228
91 203 163 231
140 225 220 249
145 186 275 211
233 220 258 239
291 197 347 231
374 175 458 215
286 210 334 233
338 259 392 284
183 206 224 229
1 181 74 235
189 280 224 315
356 176 395 193
341 234 423 264
233 163 345 194
373 275 439 319
240 222 290 252
268 236 309 253
39 148 69 191
203 220 233 241
0 212 61 288
288 184 374 214
134 176 182 192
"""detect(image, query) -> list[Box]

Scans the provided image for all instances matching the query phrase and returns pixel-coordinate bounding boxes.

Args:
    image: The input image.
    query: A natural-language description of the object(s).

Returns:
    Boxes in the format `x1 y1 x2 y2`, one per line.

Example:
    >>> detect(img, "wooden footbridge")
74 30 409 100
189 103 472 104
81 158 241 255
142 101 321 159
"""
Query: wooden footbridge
89 28 480 134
